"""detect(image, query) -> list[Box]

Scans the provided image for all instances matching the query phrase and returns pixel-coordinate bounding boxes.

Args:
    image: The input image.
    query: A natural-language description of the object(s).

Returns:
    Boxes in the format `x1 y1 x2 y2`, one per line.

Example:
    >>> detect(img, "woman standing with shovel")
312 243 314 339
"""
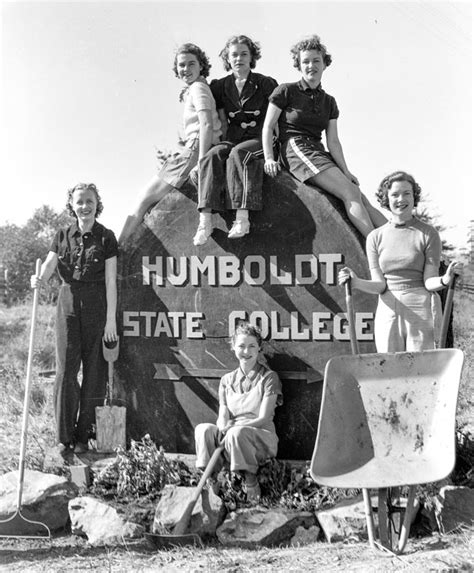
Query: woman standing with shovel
338 170 461 352
31 182 118 455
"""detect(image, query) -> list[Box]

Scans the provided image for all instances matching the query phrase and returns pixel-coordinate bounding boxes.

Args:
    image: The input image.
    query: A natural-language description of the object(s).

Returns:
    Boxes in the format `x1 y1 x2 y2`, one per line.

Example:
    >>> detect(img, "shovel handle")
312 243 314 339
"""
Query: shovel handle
439 274 457 349
345 279 360 355
173 440 225 535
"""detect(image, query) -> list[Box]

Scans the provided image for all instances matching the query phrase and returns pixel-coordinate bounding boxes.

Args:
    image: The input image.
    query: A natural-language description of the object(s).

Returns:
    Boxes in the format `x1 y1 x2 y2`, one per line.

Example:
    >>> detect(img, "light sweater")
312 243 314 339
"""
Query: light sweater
366 218 441 290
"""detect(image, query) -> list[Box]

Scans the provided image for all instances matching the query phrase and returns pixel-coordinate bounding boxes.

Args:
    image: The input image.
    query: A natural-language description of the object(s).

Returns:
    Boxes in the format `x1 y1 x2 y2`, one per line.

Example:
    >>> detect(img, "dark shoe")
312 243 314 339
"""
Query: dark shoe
58 443 72 456
74 442 88 454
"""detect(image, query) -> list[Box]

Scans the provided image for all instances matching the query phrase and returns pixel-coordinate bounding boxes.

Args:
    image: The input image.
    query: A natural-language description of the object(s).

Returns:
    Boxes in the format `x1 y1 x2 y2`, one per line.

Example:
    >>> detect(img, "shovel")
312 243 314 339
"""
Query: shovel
95 337 126 453
0 259 51 539
146 438 225 548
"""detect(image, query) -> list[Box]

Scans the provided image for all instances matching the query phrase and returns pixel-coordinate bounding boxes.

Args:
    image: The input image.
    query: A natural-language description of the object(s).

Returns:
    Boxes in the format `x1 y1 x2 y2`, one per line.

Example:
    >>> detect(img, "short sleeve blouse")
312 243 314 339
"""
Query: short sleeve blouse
269 80 339 143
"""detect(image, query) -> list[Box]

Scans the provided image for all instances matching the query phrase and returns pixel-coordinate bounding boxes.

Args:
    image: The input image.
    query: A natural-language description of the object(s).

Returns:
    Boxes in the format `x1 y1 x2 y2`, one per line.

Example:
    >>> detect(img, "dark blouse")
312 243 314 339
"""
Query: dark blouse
269 80 339 144
50 221 118 283
211 71 278 143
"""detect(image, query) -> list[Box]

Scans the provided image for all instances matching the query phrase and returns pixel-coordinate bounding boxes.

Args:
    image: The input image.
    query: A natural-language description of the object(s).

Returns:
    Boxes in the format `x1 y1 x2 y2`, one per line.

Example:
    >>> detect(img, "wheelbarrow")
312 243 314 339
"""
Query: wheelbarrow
310 280 464 553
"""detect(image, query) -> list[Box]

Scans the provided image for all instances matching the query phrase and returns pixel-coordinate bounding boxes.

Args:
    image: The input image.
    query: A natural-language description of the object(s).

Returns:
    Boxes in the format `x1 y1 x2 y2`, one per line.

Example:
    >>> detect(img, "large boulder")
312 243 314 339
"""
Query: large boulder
153 484 226 537
68 495 144 545
0 469 77 534
432 486 474 533
117 172 377 458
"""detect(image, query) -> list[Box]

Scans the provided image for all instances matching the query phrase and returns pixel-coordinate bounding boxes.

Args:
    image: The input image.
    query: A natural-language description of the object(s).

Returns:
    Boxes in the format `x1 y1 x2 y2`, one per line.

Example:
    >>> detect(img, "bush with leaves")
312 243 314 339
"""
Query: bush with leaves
92 434 197 498
0 205 70 303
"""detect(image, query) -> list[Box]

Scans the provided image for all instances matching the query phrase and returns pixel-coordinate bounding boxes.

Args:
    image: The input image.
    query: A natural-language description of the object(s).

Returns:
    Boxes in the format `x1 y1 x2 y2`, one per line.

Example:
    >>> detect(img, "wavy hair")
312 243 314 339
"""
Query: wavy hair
219 35 261 71
376 171 422 209
66 183 103 219
172 43 211 78
291 34 332 70
231 320 263 348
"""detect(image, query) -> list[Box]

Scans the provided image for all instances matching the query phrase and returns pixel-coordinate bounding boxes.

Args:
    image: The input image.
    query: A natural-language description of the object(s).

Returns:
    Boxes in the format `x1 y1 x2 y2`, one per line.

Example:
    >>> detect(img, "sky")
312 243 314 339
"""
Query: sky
1 0 472 252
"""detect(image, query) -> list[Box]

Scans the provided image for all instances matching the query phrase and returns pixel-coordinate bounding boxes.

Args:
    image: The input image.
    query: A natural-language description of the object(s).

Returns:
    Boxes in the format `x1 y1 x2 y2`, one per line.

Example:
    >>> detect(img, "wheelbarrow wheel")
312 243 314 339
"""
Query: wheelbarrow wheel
377 486 417 553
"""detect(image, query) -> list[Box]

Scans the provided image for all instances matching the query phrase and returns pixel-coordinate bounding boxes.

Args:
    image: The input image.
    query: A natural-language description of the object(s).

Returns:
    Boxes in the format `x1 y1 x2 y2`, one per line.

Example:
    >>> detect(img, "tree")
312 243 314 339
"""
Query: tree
0 206 71 302
416 203 455 257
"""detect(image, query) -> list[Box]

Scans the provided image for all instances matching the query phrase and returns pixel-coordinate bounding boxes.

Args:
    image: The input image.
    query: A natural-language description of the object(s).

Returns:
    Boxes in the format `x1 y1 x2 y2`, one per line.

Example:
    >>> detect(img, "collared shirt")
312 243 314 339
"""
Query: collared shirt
182 77 222 147
219 363 283 430
211 71 278 143
50 221 118 283
269 80 339 144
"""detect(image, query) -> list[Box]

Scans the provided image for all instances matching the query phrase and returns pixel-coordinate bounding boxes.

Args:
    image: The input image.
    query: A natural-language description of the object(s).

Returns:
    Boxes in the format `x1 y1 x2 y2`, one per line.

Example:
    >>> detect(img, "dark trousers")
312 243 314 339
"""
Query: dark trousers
198 139 264 211
54 282 107 445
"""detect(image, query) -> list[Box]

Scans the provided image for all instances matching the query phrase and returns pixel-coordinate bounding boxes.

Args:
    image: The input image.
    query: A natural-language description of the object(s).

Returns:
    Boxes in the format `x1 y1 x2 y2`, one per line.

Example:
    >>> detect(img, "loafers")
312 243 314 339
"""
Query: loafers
228 219 250 239
193 224 213 246
58 443 72 456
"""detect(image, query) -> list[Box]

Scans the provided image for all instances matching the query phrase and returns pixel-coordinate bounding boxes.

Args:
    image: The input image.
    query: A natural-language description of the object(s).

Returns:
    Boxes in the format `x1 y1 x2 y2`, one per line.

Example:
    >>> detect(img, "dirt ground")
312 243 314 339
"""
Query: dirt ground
0 528 473 573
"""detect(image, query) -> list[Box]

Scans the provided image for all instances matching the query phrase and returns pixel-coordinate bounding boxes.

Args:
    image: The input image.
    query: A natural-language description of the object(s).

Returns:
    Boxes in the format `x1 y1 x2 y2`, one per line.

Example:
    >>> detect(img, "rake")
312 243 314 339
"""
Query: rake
0 259 51 539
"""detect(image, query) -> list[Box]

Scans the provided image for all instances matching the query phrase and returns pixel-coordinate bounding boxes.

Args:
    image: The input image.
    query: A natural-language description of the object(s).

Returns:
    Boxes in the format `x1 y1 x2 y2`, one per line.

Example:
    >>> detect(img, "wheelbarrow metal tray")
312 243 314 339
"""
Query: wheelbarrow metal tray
310 348 464 489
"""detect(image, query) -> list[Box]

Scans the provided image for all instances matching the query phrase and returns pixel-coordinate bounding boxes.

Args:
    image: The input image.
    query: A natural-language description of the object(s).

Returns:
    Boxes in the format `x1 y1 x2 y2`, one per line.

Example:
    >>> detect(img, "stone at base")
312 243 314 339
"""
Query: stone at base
69 495 144 545
216 508 315 547
153 484 226 537
0 469 77 533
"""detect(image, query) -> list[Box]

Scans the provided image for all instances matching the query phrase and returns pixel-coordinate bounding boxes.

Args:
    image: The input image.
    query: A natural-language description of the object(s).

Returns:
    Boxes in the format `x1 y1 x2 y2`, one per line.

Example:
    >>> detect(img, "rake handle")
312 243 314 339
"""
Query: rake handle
16 259 42 508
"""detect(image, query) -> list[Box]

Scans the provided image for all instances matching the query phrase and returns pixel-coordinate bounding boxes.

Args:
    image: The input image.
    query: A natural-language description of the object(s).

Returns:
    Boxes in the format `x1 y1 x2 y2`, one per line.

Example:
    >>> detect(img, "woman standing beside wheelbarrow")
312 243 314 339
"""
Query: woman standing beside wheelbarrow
31 183 118 454
338 170 461 352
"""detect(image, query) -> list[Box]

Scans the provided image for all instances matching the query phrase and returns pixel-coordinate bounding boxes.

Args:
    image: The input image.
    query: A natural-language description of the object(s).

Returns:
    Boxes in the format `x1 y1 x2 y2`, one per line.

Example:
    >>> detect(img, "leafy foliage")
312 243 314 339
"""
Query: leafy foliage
92 434 197 498
0 205 71 302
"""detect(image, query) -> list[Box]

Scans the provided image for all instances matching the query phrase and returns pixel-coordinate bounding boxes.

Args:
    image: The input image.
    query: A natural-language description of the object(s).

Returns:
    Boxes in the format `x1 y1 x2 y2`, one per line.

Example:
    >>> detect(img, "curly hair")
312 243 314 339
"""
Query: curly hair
376 171 422 210
231 320 263 348
219 35 261 72
291 34 332 70
172 43 211 79
66 183 104 219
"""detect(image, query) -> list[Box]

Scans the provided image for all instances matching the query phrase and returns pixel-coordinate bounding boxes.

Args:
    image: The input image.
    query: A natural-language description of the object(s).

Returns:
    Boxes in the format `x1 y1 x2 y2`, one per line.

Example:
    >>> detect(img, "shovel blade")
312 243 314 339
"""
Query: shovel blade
95 405 126 452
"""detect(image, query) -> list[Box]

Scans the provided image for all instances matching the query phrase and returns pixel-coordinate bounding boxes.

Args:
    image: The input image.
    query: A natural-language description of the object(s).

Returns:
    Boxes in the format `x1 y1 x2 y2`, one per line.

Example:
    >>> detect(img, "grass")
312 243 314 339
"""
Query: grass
0 289 473 571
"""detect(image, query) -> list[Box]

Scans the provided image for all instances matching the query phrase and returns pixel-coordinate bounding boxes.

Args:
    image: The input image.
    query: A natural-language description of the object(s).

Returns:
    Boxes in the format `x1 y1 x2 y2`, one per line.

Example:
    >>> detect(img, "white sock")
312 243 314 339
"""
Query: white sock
199 211 212 226
236 209 249 222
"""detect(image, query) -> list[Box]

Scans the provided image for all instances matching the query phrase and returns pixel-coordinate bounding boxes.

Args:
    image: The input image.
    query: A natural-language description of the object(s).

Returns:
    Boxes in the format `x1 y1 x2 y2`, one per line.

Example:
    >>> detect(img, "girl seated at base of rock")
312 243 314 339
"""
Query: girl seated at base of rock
119 43 221 244
194 321 282 502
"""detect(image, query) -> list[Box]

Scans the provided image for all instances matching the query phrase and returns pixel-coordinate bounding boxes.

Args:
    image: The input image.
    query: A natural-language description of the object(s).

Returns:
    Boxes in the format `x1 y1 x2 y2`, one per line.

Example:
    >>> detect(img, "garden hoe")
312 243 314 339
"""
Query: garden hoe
95 337 126 453
0 259 51 539
145 438 225 548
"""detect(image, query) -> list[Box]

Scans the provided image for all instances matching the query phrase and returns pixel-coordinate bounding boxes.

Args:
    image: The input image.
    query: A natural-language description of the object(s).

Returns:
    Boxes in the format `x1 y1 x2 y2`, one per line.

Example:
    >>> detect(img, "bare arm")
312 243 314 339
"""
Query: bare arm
424 261 462 291
326 119 359 185
216 382 230 430
338 266 387 295
262 103 282 177
104 256 118 341
30 251 58 288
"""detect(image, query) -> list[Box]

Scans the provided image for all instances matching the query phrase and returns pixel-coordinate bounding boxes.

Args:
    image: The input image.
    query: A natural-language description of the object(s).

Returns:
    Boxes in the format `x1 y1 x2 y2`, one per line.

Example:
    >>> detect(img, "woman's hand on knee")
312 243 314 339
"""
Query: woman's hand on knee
264 159 280 178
